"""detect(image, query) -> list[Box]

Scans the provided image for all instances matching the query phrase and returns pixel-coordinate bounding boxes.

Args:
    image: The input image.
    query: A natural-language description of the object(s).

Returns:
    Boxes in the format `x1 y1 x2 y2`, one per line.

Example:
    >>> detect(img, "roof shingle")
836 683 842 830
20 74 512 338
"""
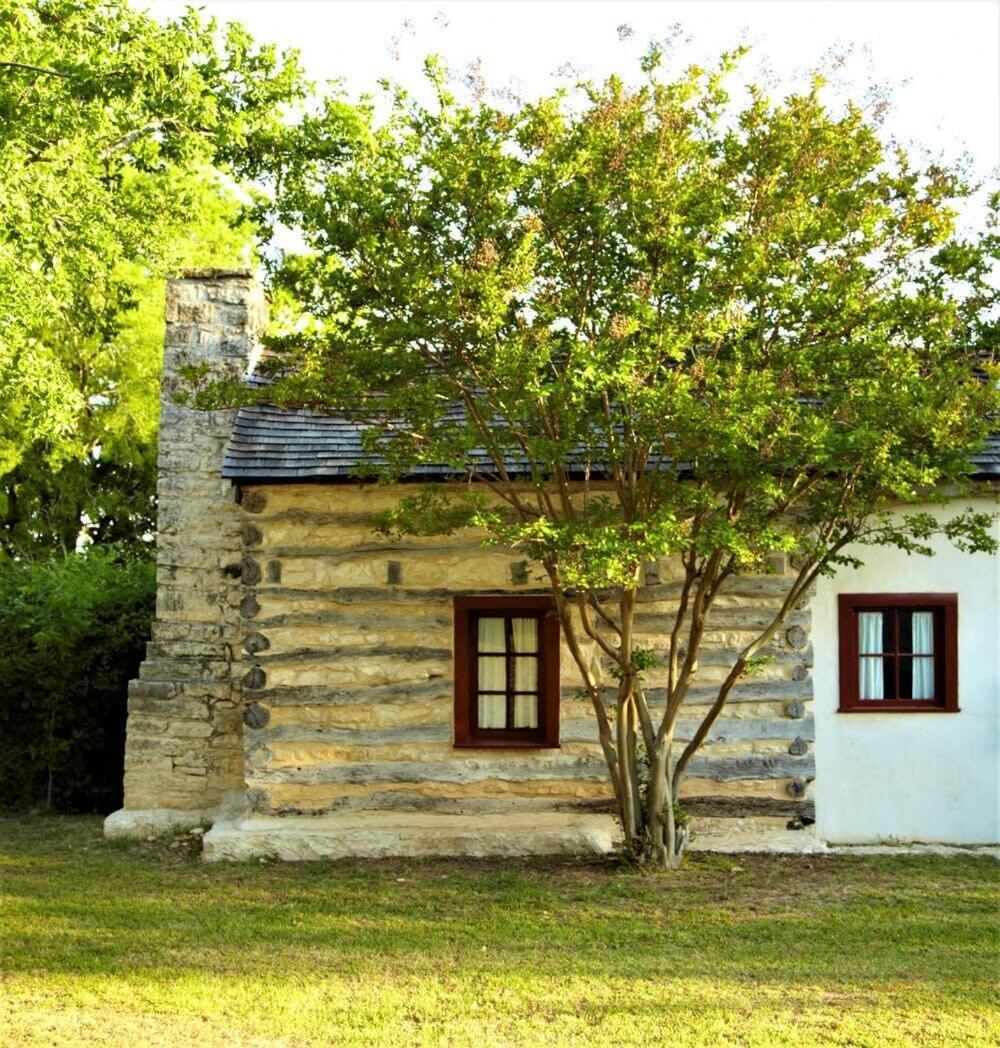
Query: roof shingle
222 404 1000 483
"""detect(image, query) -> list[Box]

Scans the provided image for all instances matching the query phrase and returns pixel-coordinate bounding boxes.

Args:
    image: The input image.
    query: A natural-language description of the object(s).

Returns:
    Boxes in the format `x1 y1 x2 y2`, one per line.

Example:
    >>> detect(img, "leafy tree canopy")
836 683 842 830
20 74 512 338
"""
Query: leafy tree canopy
0 544 154 812
217 48 1000 865
0 0 305 551
1 178 254 554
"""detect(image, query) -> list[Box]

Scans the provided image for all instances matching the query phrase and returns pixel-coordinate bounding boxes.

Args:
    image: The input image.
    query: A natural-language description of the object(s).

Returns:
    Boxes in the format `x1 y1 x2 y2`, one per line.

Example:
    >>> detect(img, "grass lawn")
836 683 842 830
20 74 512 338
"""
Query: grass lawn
0 817 997 1046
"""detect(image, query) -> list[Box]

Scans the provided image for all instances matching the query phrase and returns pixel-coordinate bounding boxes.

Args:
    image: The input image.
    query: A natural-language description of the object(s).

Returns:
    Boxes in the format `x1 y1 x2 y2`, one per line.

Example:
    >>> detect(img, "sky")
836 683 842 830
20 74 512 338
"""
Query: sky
146 0 999 185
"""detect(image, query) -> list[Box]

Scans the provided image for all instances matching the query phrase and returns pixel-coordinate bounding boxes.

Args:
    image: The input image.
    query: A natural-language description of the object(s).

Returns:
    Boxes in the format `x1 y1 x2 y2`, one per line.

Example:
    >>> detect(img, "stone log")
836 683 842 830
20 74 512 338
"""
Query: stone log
250 677 811 714
249 752 814 787
247 773 809 818
246 714 815 748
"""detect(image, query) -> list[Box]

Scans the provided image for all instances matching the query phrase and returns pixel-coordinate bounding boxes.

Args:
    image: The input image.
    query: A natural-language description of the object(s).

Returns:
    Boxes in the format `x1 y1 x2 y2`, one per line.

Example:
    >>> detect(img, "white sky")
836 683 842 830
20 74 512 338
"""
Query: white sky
147 0 999 183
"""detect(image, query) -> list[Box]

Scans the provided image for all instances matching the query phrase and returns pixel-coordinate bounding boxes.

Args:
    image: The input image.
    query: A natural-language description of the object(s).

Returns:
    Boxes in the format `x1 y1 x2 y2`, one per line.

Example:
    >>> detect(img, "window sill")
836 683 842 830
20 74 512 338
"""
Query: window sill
837 706 961 714
453 739 561 749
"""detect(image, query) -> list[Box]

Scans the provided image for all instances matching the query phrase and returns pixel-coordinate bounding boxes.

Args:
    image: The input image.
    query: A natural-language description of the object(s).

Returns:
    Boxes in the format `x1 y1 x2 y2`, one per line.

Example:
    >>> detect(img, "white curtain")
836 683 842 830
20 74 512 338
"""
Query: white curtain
476 616 540 728
512 619 539 727
513 695 538 729
911 611 935 699
477 692 506 728
477 649 506 728
514 657 537 692
511 618 537 652
858 611 884 700
478 617 505 652
477 655 506 691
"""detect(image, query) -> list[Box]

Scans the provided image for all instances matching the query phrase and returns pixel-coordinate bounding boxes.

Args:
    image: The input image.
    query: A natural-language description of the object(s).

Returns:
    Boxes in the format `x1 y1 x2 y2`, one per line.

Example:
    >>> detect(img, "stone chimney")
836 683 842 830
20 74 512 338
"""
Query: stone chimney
106 270 267 835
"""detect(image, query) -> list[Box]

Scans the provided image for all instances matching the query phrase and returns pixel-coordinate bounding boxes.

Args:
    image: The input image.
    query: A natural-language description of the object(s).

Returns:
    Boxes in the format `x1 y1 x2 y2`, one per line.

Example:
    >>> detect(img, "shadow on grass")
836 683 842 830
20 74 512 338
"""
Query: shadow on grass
1 817 996 1010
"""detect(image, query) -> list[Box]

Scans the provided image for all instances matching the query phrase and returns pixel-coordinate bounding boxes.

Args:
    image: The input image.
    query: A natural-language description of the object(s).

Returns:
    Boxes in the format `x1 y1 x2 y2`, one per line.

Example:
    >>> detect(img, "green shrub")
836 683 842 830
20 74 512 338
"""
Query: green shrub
0 548 154 813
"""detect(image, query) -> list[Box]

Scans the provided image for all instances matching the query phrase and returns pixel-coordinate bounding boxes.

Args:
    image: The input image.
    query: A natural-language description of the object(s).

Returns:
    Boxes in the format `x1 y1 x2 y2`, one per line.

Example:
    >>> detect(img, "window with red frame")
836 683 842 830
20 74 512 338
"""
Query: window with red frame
838 594 958 712
453 595 560 747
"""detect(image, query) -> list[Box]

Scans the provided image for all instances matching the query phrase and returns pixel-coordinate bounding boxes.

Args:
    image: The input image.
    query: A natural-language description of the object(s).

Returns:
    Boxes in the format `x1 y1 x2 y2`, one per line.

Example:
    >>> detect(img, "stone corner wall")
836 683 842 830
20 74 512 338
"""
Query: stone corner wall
120 271 267 813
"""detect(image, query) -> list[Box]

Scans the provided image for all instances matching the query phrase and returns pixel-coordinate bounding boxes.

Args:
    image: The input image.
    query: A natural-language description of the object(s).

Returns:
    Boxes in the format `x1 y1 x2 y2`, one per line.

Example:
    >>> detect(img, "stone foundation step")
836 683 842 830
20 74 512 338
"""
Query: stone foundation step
688 817 828 854
201 811 621 861
686 820 1000 858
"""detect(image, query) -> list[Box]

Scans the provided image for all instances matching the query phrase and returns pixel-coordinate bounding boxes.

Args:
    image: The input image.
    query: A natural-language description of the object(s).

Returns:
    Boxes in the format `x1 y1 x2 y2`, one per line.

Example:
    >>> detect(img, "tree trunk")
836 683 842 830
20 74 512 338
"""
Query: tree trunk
45 706 56 812
646 742 669 865
644 742 688 868
664 761 688 867
2 473 21 553
554 581 708 869
616 691 638 854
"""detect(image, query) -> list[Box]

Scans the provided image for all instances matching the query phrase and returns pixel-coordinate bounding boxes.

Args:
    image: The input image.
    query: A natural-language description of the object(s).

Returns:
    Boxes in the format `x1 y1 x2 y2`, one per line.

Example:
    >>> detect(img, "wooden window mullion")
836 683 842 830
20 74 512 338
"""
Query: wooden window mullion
471 612 480 732
504 615 514 730
891 608 900 700
934 610 945 701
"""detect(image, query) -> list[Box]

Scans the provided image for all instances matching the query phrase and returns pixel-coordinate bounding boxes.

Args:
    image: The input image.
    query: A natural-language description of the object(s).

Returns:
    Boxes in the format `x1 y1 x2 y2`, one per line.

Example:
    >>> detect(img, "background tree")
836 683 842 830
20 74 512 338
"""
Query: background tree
0 547 154 812
0 176 254 554
0 0 307 812
0 0 305 552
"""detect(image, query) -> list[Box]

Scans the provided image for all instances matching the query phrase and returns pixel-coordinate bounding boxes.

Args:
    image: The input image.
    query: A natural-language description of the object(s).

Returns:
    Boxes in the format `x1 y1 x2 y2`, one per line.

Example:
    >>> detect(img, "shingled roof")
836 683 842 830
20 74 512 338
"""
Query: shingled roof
221 402 1000 484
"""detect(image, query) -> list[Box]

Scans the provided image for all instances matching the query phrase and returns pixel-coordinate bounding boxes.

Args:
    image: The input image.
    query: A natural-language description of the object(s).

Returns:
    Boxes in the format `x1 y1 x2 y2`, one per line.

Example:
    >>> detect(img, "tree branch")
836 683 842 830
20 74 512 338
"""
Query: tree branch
0 61 70 78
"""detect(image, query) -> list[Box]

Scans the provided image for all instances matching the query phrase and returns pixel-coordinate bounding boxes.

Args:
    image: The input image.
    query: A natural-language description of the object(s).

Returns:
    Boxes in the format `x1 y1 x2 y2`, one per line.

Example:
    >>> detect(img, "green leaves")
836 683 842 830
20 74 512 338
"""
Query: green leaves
0 545 154 811
235 49 997 588
0 0 305 552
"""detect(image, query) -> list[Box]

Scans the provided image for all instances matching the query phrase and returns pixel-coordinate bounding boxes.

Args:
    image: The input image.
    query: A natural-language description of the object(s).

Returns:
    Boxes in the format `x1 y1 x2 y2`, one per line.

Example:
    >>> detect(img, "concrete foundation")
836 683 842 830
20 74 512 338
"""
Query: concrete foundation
104 807 214 838
202 811 621 861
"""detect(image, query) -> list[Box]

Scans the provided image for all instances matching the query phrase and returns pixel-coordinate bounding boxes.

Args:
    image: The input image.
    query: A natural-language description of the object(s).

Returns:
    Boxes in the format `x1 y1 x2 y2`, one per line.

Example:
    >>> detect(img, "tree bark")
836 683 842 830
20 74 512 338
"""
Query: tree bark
646 741 669 865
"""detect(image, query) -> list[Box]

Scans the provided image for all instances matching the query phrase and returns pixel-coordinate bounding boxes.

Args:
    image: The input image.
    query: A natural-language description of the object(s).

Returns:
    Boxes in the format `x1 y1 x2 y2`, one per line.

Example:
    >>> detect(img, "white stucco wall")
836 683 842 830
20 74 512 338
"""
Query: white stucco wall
813 497 1000 844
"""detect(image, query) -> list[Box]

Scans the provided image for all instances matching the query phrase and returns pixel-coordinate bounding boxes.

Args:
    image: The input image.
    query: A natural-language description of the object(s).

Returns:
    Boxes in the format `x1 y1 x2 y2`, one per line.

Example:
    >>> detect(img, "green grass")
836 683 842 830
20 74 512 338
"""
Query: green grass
0 817 997 1046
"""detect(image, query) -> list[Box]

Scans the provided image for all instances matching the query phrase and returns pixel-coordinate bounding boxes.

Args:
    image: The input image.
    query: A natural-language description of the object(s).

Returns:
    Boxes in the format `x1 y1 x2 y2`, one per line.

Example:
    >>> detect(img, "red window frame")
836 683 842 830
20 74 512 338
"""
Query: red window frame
838 593 959 713
453 595 561 748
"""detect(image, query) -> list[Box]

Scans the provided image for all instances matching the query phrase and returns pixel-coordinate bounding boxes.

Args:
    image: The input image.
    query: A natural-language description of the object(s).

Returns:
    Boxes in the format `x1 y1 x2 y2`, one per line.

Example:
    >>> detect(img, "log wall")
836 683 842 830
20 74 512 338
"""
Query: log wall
237 484 816 821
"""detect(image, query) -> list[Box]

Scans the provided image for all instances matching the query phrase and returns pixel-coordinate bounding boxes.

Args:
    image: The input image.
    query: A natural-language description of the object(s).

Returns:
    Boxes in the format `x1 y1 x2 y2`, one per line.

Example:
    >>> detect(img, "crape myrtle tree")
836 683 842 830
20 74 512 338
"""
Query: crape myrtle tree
204 49 999 866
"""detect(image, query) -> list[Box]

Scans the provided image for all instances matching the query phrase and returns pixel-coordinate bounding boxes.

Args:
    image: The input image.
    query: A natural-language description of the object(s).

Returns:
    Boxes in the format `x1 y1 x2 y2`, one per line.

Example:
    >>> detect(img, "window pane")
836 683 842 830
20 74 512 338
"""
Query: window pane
511 617 538 653
513 694 538 729
514 656 537 693
898 610 911 654
910 612 934 655
477 656 506 693
858 612 884 654
911 657 935 699
477 694 506 729
477 617 506 653
901 656 935 700
898 655 911 699
859 656 885 699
